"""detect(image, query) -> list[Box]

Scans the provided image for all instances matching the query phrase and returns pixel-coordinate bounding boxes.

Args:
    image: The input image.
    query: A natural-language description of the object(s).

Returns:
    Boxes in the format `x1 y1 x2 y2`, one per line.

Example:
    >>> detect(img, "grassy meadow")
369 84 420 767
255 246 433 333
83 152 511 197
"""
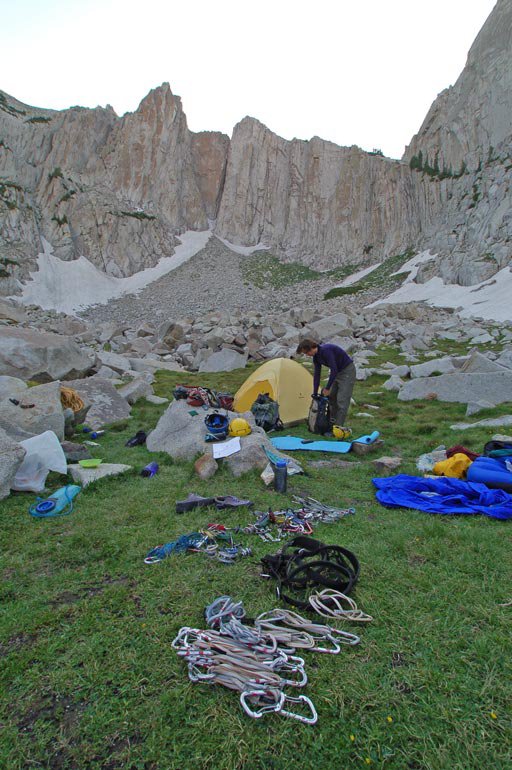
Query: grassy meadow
1 346 511 770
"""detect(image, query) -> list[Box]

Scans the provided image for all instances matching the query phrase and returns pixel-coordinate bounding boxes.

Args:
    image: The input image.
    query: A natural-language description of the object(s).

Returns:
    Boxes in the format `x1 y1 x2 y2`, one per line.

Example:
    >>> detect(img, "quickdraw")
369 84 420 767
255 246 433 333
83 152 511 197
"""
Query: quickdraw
144 529 252 565
173 594 366 724
255 608 360 652
172 622 316 724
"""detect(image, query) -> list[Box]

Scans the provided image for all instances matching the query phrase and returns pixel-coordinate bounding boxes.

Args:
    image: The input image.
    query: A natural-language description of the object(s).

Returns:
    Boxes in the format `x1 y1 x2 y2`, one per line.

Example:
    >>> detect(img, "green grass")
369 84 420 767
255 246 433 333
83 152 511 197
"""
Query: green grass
1 353 511 770
324 250 416 300
242 252 357 289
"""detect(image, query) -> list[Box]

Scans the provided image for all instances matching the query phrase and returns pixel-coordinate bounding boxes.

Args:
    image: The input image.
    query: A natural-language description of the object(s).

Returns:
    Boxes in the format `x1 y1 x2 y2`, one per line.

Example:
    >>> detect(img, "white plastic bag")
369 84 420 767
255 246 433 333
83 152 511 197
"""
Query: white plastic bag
11 454 49 493
12 430 67 492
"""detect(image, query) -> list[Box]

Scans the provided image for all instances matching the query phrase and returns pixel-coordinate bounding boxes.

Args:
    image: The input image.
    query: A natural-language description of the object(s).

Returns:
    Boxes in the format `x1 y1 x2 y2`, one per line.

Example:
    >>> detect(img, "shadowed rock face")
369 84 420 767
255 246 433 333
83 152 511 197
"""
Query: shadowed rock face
214 118 422 266
1 0 511 294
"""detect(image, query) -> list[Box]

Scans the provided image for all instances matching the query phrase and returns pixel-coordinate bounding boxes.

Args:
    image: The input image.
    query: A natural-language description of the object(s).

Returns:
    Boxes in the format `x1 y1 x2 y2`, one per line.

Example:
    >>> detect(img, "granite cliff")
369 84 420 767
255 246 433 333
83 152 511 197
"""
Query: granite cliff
0 0 510 297
0 85 228 287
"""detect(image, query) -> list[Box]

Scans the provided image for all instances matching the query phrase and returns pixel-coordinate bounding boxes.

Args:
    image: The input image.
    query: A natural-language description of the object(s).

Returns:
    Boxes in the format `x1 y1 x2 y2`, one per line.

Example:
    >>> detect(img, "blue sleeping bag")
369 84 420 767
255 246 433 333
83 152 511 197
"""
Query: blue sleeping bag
466 456 512 492
372 474 512 520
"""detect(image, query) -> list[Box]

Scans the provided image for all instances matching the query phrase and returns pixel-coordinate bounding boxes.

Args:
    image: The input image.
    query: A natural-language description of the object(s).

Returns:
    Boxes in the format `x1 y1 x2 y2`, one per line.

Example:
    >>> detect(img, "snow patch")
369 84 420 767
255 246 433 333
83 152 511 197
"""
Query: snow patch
370 251 512 322
15 230 211 315
334 262 381 288
390 250 436 279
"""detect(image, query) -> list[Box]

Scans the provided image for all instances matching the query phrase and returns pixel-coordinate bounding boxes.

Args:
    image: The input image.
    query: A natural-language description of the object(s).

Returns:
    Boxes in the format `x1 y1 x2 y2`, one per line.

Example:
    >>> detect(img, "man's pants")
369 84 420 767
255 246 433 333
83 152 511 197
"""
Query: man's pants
329 362 356 426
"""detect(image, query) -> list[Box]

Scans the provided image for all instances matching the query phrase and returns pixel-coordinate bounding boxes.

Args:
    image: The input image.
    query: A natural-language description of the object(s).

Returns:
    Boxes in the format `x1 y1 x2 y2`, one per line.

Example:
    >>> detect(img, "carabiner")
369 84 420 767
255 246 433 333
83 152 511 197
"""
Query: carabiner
171 627 193 649
240 689 285 719
328 628 361 646
276 660 308 688
310 634 341 655
279 693 318 725
144 554 163 565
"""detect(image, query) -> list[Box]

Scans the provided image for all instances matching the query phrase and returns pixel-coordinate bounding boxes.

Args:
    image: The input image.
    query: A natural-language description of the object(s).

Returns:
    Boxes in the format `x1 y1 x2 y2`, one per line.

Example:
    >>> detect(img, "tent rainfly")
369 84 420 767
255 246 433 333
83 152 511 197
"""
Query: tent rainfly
233 358 313 426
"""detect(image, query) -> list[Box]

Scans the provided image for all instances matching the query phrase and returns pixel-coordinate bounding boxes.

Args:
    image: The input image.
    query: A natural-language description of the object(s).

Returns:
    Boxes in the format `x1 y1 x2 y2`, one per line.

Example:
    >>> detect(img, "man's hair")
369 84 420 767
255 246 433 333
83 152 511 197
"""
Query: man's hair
297 338 319 354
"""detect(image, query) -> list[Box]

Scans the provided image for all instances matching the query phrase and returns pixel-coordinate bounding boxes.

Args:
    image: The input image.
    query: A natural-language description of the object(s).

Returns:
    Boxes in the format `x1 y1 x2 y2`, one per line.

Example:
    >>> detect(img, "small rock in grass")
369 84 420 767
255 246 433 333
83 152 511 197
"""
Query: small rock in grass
194 453 218 480
146 395 169 405
372 456 402 472
351 439 384 456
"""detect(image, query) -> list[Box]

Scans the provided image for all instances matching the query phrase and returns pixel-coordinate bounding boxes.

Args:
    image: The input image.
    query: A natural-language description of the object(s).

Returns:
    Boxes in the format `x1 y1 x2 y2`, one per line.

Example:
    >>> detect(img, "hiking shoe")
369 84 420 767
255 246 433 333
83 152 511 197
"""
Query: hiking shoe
214 496 254 510
125 431 147 447
175 493 216 513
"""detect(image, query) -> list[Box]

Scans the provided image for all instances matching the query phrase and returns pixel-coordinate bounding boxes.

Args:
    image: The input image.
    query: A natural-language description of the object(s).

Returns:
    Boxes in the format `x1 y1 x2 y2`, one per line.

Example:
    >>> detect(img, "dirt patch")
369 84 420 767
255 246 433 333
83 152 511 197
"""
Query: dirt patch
0 631 38 658
82 574 132 597
49 591 82 607
17 693 86 741
408 554 427 566
94 731 144 770
131 593 145 618
395 681 414 695
48 575 133 607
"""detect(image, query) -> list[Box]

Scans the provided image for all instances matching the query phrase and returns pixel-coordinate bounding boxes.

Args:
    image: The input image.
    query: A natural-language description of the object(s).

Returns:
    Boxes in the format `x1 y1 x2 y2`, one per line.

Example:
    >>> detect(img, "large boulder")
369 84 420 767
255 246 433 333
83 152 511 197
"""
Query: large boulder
0 427 26 500
459 350 509 374
224 431 270 477
96 350 133 374
117 377 154 405
65 377 132 429
0 299 28 323
128 357 183 374
409 356 458 379
0 376 28 402
0 417 35 442
307 313 352 341
399 370 512 405
0 328 94 382
198 348 248 373
383 375 404 392
147 399 277 474
0 381 65 439
495 348 512 370
450 415 512 431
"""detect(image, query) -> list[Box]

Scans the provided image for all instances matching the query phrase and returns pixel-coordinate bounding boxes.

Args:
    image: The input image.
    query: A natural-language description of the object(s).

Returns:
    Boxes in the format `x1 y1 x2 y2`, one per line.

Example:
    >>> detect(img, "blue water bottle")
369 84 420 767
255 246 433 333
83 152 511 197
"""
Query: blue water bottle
141 462 159 478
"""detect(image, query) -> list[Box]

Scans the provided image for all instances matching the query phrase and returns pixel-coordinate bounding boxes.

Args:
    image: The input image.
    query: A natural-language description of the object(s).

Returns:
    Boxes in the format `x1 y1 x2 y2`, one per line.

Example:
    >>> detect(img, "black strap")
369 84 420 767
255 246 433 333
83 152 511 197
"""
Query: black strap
261 537 359 609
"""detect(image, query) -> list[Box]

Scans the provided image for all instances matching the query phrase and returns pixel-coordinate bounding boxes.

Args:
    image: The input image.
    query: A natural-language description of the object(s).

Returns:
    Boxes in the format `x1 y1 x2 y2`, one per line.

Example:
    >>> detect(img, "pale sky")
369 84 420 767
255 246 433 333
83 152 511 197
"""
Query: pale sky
3 0 497 159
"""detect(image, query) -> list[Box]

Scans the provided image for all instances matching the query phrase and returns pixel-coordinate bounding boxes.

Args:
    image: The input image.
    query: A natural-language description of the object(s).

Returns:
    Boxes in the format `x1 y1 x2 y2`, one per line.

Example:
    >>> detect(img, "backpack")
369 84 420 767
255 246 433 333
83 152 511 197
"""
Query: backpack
250 393 283 432
216 392 234 410
308 396 331 435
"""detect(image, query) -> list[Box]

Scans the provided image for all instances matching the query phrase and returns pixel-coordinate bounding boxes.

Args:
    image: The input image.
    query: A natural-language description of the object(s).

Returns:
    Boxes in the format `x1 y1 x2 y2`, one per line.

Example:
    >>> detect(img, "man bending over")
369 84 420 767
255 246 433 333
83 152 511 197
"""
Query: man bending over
297 338 356 427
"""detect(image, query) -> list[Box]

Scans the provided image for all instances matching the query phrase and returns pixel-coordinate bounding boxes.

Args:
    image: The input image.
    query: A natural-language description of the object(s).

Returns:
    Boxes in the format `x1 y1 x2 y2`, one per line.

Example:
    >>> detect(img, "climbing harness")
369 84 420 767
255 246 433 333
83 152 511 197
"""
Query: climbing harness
260 536 361 610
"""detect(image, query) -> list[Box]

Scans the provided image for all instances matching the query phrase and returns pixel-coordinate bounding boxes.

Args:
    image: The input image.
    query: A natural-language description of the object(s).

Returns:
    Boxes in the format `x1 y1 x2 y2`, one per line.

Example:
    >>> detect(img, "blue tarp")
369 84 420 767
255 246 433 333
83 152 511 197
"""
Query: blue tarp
372 474 512 520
